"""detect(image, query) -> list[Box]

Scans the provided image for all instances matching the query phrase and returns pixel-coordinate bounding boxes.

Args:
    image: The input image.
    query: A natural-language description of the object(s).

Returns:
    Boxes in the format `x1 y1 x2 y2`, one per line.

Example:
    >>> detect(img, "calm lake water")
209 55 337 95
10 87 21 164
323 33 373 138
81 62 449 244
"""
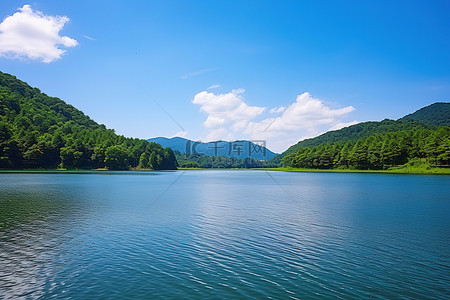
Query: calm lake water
0 170 449 299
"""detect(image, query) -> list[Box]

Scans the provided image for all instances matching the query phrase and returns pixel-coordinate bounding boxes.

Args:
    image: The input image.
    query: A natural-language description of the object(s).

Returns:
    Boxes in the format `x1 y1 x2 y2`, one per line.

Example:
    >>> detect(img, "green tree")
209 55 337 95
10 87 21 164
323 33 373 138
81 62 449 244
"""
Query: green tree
105 145 129 170
0 71 179 170
138 152 150 169
60 147 75 169
150 152 162 170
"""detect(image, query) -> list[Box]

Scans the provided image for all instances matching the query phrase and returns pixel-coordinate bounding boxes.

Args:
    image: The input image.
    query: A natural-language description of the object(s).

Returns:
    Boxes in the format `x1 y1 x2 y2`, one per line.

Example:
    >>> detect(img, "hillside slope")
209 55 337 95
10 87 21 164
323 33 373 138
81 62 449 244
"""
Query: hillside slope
399 102 450 126
278 102 450 170
0 71 177 170
276 102 449 161
276 119 430 162
282 126 449 170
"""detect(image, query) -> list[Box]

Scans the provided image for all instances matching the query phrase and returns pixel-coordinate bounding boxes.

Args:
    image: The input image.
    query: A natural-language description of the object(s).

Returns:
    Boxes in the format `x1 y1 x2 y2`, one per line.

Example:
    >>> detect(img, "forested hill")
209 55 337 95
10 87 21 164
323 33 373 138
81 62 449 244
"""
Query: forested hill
0 71 177 170
277 102 449 160
278 102 450 170
399 102 450 126
277 119 429 160
282 126 449 170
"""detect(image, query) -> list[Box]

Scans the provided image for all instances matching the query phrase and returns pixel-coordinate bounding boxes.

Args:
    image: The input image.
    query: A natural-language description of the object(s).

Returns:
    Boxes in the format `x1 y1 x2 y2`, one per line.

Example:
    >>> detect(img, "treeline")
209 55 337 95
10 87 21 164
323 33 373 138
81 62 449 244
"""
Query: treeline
0 71 177 170
276 102 449 163
282 127 450 170
279 119 432 159
399 102 450 126
175 152 280 169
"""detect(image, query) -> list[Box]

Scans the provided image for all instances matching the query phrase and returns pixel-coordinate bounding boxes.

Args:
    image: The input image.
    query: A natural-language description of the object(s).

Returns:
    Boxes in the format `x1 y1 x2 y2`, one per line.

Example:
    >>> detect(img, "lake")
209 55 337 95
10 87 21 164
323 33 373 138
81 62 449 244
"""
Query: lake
0 170 449 299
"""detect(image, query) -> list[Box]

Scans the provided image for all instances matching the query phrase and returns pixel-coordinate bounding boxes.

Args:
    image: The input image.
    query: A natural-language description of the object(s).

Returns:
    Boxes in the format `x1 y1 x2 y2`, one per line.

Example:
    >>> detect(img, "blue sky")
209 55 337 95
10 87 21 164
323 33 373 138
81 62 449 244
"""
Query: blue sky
0 1 449 152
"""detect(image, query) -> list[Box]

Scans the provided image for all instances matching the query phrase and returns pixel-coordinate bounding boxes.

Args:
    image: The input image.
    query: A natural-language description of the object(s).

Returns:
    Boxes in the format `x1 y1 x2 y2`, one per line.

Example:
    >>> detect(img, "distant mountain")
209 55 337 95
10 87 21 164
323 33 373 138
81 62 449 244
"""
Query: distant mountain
148 137 193 153
275 102 449 161
147 137 278 160
399 102 450 126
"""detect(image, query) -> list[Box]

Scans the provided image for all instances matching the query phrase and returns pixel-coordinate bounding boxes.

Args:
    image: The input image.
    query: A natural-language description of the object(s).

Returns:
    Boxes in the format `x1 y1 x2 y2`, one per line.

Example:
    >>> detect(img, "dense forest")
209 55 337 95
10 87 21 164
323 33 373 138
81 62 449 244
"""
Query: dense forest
0 71 177 170
277 103 450 162
282 126 450 170
175 151 279 168
399 102 450 126
278 120 432 161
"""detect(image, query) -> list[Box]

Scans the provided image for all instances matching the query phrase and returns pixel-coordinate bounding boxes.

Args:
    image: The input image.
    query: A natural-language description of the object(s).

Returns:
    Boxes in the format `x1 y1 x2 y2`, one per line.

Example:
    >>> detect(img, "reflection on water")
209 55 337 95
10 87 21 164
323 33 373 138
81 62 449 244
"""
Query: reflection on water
0 177 79 299
0 171 449 299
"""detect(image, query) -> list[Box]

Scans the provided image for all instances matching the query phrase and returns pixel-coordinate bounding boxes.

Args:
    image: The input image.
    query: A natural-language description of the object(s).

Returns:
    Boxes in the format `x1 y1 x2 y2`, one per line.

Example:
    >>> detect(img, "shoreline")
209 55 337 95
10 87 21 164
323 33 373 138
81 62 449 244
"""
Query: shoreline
0 169 177 174
1 167 449 175
254 167 450 175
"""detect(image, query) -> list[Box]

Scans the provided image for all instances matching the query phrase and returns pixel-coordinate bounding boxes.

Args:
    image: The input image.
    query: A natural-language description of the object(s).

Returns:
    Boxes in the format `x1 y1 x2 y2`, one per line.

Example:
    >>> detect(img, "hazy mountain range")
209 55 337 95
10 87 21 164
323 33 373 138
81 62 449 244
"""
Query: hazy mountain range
147 137 278 160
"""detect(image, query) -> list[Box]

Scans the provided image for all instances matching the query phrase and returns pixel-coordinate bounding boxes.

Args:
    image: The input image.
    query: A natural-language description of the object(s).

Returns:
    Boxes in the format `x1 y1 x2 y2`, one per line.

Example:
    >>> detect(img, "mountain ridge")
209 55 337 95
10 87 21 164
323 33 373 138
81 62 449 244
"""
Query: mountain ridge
278 102 449 170
399 102 450 126
274 102 449 161
147 137 278 160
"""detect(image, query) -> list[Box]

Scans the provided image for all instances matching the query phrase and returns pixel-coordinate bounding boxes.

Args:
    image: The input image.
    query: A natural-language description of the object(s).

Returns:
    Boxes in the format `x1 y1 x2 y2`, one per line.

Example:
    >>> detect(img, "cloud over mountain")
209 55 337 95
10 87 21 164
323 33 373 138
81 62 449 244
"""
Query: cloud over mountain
193 90 356 152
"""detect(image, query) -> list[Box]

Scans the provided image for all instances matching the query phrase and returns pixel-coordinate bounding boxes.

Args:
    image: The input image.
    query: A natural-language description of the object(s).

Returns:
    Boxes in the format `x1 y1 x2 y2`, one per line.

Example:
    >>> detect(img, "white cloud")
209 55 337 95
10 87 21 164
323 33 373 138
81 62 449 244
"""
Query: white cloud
192 90 356 153
82 35 95 41
193 89 264 124
207 84 220 90
192 89 265 142
247 92 355 134
244 92 355 151
0 5 77 63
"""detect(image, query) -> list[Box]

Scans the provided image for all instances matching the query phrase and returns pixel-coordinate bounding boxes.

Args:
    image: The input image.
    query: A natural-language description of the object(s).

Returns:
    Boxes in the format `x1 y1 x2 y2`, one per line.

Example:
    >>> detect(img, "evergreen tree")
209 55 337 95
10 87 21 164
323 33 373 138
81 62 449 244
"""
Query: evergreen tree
0 71 178 170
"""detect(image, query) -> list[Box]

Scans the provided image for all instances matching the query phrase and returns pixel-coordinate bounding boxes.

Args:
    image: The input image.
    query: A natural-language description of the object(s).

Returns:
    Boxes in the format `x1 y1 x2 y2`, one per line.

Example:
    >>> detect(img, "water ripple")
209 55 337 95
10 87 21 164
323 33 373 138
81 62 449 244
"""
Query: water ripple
0 171 449 299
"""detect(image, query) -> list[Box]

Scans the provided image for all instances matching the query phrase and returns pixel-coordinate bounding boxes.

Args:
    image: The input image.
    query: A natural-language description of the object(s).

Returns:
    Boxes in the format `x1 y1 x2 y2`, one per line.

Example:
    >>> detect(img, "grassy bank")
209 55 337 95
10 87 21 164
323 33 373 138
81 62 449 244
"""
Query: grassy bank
258 158 450 175
2 162 449 175
256 166 450 175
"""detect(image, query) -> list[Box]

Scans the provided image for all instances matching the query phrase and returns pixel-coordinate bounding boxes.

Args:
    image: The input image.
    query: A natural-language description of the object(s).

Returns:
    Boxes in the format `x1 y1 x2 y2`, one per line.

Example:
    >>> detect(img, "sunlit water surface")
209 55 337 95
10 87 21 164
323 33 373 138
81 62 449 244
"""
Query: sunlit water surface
0 171 449 299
